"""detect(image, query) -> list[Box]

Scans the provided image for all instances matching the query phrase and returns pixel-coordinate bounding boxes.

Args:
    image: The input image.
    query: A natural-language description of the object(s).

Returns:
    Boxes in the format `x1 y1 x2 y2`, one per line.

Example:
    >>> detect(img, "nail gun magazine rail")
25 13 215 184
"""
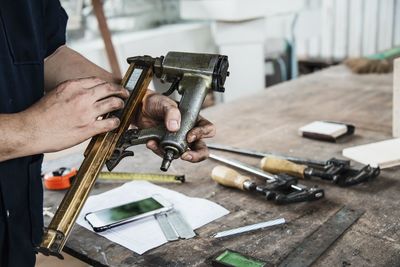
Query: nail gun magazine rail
37 59 154 259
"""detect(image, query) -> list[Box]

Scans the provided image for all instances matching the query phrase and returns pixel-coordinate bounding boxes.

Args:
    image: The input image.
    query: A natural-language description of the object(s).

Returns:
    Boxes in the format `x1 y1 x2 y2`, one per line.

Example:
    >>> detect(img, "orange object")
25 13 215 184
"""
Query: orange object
43 168 78 190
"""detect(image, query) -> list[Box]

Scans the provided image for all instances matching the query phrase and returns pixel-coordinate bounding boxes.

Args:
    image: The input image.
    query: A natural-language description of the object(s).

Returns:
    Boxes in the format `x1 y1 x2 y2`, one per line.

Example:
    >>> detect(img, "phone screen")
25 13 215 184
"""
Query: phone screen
92 197 164 226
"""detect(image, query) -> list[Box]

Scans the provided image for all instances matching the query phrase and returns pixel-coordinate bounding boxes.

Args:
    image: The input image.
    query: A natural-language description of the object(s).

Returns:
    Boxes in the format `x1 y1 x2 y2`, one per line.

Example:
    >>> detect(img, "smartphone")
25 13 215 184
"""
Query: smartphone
85 195 172 232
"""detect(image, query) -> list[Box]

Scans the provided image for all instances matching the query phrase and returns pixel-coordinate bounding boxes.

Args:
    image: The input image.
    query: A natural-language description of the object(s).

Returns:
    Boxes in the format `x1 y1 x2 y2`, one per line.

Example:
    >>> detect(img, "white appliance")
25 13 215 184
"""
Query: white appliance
180 0 305 102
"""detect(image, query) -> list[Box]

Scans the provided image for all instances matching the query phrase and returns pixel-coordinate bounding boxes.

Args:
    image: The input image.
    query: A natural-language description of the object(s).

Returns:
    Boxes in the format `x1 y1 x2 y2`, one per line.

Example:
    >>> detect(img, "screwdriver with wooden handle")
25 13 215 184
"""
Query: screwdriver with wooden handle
260 157 335 182
211 166 258 192
211 165 324 204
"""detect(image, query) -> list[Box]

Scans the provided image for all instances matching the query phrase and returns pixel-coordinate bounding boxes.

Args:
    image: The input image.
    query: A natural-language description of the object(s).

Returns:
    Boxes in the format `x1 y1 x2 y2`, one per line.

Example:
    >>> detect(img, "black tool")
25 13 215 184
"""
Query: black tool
208 143 380 186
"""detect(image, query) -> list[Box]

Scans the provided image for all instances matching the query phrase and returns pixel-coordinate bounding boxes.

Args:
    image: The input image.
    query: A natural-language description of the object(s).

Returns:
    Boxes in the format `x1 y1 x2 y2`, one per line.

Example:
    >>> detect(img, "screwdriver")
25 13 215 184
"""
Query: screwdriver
210 165 323 204
209 154 303 191
211 165 258 193
209 154 325 204
260 157 335 181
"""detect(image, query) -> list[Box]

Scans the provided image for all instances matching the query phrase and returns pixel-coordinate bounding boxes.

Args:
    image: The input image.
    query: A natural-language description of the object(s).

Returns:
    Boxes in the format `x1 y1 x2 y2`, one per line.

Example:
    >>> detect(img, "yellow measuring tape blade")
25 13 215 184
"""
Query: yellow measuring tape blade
98 172 185 183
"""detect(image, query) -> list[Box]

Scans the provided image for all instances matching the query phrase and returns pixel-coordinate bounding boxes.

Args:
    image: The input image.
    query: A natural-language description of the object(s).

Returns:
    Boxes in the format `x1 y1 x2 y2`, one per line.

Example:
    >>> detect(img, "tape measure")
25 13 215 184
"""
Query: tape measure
98 172 185 183
43 167 78 190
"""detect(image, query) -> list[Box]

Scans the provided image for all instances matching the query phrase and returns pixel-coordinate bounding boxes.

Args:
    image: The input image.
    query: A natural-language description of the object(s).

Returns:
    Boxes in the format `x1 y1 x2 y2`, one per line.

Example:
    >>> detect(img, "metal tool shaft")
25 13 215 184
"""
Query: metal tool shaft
209 154 303 191
208 143 326 167
214 218 286 238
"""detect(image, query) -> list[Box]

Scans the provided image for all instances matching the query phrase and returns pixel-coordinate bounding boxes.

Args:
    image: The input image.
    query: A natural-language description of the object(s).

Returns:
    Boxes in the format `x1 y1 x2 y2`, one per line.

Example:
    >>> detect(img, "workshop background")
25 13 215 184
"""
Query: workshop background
37 0 400 266
59 0 400 103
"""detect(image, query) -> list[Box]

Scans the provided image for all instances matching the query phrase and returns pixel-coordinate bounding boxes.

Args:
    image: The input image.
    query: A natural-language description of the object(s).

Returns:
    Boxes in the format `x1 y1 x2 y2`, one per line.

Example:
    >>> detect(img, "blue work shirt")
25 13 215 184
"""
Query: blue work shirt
0 1 67 266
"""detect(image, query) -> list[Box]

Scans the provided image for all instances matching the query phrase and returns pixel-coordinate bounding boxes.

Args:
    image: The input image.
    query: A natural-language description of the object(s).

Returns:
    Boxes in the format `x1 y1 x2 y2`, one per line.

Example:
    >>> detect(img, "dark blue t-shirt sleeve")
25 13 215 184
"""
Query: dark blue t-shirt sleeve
44 0 68 58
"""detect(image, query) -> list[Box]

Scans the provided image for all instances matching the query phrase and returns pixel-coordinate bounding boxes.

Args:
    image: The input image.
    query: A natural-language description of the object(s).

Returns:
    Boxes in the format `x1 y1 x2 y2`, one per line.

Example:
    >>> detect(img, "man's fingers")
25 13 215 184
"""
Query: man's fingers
165 105 181 132
92 117 120 134
181 140 209 163
90 82 129 101
146 140 164 157
94 97 125 117
187 118 216 143
145 94 181 132
158 97 181 132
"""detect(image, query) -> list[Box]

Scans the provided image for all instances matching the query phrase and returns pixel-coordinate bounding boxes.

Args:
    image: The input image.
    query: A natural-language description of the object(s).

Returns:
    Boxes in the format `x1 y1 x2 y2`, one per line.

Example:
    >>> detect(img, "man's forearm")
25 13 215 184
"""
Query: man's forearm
0 112 40 162
44 46 120 92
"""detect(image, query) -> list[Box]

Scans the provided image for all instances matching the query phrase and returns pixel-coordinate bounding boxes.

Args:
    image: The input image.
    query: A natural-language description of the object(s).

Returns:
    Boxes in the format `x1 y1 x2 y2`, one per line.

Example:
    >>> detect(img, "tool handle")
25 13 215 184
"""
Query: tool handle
211 166 251 191
260 157 307 179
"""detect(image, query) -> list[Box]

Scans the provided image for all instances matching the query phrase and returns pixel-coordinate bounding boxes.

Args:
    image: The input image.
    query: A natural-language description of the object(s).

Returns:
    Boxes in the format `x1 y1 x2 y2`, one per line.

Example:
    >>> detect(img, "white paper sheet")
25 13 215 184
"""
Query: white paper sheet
76 181 229 254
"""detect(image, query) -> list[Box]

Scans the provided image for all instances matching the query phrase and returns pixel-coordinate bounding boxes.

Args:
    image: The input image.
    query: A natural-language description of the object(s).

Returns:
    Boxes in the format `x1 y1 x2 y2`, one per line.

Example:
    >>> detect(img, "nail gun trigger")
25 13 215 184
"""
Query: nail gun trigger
162 77 181 96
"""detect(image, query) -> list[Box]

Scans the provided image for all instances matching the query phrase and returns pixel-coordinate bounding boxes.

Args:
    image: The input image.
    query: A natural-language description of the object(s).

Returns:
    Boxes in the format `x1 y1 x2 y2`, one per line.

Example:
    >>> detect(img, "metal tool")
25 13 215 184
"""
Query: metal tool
278 206 364 267
98 172 185 183
208 143 380 186
108 52 229 172
260 157 380 186
43 167 78 190
38 52 228 259
155 212 179 241
210 155 324 204
155 209 196 241
213 218 285 238
166 209 196 239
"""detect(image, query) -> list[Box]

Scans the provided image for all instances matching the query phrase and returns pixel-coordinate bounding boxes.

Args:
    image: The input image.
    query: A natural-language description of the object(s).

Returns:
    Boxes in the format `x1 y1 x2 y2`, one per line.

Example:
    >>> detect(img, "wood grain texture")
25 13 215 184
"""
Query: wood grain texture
43 65 399 266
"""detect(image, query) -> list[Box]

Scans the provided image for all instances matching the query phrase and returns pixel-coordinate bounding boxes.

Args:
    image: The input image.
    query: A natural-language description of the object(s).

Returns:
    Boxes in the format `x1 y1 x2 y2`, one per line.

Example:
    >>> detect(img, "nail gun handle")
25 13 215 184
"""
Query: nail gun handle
211 166 253 191
260 157 307 179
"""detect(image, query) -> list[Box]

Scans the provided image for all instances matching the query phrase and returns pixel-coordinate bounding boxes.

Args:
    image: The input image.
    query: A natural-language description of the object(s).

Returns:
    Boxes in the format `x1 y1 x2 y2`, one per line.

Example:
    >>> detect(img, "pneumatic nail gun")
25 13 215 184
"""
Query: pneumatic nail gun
37 52 229 258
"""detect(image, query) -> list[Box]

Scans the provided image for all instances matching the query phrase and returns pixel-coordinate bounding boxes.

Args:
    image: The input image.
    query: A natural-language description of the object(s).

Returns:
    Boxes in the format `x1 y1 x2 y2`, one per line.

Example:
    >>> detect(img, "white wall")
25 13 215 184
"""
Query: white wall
296 0 400 61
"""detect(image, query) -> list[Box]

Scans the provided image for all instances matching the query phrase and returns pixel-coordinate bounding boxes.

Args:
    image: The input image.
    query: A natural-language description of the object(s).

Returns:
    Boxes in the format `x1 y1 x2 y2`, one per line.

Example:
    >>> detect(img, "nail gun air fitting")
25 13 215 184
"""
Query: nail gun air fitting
210 154 324 204
208 144 380 186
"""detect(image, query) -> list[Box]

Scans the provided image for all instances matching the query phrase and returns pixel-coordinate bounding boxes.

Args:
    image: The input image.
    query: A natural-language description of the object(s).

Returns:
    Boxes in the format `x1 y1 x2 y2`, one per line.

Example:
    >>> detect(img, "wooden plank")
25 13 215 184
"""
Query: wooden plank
377 0 395 51
362 0 379 55
333 0 348 59
348 0 364 57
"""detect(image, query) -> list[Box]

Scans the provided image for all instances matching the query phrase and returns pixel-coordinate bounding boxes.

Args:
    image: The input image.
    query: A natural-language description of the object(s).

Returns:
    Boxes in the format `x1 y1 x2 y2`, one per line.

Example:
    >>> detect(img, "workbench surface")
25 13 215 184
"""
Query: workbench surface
43 65 400 266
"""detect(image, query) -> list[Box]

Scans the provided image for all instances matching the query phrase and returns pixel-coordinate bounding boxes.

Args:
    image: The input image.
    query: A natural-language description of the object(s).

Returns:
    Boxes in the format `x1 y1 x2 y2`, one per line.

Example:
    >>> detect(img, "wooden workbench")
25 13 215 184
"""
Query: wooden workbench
43 65 400 266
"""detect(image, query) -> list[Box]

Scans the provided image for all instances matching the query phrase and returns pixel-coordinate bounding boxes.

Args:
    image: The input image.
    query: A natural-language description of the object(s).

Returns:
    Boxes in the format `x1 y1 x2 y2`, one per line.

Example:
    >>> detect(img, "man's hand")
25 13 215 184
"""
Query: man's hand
26 77 128 153
134 90 215 162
